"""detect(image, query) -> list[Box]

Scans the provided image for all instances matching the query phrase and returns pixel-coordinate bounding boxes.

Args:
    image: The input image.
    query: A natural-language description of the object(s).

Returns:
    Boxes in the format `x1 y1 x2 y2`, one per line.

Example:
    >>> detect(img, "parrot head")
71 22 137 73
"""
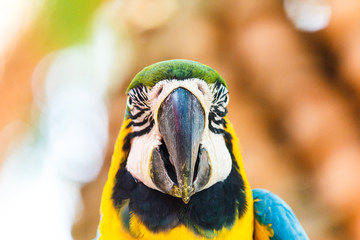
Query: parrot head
98 59 253 239
124 60 232 204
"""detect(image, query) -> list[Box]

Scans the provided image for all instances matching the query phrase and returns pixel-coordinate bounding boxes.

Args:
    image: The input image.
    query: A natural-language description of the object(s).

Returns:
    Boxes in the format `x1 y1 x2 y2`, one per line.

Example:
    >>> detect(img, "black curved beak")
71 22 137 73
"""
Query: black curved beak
151 87 210 203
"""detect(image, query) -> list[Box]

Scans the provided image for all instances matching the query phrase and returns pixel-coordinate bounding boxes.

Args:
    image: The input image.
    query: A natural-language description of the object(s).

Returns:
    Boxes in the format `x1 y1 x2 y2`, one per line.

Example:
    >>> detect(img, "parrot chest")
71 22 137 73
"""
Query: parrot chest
107 199 254 240
123 212 254 240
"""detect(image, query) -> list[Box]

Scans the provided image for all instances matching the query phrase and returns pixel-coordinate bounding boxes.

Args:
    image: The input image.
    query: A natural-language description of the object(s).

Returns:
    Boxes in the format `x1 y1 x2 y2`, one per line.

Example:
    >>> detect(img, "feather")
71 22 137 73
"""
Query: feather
253 189 309 240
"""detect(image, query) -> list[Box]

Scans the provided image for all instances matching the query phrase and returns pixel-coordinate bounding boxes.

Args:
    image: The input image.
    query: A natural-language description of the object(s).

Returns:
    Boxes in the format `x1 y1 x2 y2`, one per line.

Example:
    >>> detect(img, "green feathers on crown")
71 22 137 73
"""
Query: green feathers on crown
126 59 227 92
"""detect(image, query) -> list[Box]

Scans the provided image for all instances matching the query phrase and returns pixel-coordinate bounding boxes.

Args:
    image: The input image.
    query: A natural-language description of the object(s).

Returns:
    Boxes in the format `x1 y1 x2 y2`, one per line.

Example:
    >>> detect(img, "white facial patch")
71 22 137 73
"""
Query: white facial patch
126 78 232 193
200 129 232 191
126 127 161 190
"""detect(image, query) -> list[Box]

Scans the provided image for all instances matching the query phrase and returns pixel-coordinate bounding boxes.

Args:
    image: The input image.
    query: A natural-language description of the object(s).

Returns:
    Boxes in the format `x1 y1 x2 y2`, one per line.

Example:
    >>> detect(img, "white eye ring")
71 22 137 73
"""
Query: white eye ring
127 96 134 110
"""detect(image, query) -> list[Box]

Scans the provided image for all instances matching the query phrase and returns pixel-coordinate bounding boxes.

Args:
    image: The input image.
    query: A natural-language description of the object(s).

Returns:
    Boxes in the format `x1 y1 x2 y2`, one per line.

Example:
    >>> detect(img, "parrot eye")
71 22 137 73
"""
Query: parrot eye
223 94 229 107
127 84 153 133
210 82 229 107
127 84 151 113
208 82 229 134
127 96 134 110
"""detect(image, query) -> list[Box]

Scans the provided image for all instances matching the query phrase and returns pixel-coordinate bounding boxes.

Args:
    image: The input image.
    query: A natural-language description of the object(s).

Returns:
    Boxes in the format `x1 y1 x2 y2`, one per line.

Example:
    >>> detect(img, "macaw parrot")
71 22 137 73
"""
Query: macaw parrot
96 60 309 240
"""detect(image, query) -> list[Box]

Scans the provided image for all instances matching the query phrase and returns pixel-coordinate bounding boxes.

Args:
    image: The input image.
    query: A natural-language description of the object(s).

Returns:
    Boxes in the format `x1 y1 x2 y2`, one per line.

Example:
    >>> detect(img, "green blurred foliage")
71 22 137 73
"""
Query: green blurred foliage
35 0 104 51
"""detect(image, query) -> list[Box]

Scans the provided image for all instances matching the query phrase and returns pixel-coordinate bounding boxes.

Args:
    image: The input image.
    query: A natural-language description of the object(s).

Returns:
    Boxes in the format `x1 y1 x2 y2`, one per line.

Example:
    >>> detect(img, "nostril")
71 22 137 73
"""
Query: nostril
154 85 164 98
198 84 206 95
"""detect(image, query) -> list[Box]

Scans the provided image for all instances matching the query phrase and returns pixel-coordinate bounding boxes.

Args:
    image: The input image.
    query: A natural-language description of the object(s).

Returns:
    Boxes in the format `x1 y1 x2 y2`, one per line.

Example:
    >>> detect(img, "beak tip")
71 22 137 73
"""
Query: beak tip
182 195 191 204
180 185 194 204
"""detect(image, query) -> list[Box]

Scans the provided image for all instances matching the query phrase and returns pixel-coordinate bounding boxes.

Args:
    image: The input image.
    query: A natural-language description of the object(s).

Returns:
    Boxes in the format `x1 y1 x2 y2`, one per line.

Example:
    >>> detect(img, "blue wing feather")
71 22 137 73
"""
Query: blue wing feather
252 189 309 240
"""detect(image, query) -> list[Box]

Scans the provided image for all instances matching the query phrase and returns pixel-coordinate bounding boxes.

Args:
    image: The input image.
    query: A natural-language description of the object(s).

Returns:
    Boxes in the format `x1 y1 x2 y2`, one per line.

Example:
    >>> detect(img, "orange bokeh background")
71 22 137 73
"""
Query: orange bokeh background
1 1 360 239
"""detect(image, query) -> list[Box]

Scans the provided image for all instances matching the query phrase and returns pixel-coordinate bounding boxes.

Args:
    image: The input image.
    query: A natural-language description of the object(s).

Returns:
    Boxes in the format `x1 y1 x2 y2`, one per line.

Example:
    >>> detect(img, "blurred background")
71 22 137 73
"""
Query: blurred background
1 0 360 239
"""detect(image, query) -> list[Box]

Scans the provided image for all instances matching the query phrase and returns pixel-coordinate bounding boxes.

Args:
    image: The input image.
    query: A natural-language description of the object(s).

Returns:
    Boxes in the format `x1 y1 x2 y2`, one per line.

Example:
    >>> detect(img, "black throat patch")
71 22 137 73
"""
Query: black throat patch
112 161 247 237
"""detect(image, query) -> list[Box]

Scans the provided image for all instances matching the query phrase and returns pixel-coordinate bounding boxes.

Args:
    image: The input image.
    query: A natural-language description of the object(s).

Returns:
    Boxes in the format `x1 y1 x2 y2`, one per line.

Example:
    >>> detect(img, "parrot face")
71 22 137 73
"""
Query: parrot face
126 74 232 204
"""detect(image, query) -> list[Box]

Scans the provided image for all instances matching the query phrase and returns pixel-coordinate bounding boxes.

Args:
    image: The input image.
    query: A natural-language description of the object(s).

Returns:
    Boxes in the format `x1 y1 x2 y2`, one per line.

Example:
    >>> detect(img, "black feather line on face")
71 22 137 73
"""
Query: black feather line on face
128 109 145 120
122 116 154 152
212 106 227 117
123 118 155 151
127 115 153 128
208 123 226 135
208 112 226 125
